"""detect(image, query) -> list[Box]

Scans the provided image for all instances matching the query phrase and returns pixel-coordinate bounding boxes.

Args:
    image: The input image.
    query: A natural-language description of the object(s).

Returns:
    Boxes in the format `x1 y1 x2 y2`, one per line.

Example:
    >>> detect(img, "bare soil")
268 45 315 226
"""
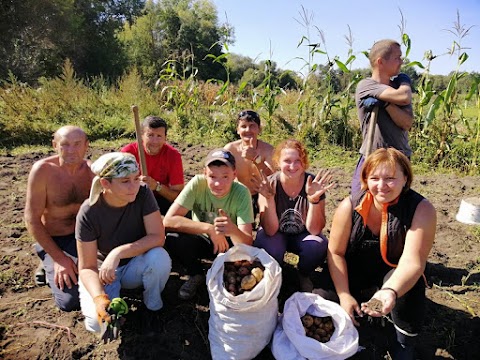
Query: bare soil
1 142 479 360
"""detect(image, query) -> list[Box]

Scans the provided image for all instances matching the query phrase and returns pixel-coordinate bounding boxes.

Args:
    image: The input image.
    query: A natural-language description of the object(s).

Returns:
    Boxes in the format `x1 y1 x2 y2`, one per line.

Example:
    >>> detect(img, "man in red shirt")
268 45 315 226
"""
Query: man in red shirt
121 116 184 215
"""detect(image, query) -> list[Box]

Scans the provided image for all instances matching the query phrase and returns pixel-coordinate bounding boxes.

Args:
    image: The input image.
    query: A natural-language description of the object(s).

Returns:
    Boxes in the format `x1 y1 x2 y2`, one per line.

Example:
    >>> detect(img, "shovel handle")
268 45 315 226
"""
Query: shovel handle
132 105 148 176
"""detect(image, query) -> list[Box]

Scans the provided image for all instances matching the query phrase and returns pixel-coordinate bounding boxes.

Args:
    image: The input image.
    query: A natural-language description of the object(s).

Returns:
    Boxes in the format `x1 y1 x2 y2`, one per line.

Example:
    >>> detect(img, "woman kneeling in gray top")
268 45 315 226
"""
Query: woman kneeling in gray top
76 152 171 333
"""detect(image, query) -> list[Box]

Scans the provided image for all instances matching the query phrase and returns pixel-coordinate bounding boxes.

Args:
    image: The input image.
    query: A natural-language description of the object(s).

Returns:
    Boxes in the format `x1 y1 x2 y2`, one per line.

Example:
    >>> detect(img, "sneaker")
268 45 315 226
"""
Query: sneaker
34 262 47 286
298 273 313 292
178 274 206 300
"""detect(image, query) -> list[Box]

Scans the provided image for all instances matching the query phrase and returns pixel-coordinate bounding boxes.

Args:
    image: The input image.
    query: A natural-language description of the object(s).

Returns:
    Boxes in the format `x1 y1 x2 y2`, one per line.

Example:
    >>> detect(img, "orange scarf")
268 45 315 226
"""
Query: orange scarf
354 191 399 267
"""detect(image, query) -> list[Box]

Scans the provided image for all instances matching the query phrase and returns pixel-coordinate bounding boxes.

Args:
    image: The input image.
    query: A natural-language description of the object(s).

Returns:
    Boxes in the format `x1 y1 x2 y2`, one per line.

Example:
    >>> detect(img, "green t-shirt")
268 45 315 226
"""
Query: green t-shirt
175 175 254 226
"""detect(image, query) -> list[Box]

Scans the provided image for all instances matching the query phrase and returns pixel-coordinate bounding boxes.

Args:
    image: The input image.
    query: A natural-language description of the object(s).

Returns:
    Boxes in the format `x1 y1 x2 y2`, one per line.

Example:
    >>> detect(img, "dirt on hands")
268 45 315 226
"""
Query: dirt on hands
364 298 383 313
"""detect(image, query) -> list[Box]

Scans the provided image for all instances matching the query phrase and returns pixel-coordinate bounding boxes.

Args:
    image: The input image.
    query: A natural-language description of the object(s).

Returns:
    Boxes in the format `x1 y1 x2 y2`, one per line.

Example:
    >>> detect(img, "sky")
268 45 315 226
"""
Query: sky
212 0 480 76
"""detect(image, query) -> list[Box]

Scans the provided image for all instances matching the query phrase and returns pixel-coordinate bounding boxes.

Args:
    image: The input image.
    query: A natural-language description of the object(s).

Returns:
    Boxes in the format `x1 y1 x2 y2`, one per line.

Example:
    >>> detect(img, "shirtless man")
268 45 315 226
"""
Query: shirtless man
25 126 94 311
224 110 274 216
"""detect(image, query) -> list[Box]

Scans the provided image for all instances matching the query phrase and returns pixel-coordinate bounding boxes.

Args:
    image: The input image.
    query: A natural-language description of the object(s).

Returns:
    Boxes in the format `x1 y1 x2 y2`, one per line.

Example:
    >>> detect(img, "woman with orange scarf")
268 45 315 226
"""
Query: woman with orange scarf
319 148 436 359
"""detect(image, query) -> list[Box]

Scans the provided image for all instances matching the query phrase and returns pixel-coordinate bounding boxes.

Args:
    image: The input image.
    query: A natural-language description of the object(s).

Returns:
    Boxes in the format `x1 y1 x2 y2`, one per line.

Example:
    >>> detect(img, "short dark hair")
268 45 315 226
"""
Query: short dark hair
237 110 260 126
142 116 168 134
368 39 401 67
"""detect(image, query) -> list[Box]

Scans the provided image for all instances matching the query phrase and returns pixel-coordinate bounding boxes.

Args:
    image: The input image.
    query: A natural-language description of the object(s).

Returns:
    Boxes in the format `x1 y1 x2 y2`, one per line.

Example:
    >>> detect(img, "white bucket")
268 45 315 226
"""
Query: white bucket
455 197 480 225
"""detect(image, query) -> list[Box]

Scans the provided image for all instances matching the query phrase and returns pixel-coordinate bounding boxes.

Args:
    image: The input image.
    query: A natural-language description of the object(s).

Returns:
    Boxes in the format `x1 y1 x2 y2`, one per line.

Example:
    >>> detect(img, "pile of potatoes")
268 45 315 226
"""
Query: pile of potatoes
223 259 265 296
301 314 335 343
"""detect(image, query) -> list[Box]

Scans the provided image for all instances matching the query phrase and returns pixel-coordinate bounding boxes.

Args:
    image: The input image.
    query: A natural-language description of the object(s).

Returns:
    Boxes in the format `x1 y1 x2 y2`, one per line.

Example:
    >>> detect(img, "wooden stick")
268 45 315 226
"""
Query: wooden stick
365 106 379 157
132 105 148 176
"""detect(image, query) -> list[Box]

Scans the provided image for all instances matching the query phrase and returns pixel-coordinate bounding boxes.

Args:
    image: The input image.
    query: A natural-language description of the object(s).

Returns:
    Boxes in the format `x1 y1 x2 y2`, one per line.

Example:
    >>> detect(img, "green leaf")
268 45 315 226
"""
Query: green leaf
238 81 248 93
423 96 443 129
465 79 479 101
444 76 457 104
406 61 425 69
297 36 308 48
345 55 356 66
334 59 349 73
458 52 469 66
402 33 411 58
419 90 435 106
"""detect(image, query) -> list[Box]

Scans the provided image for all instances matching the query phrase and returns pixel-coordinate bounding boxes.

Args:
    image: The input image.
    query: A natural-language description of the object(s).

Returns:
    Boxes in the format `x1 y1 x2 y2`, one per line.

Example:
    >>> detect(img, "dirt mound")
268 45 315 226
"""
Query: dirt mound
0 144 479 359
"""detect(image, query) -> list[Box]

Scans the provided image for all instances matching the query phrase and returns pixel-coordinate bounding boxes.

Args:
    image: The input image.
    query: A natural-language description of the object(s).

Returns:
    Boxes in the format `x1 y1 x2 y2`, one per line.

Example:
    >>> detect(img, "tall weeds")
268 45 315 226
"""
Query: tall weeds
0 10 478 174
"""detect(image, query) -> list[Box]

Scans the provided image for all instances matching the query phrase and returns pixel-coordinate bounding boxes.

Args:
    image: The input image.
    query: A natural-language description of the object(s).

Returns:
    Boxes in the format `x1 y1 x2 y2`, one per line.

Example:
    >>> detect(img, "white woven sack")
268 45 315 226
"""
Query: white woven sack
207 244 282 360
272 292 359 360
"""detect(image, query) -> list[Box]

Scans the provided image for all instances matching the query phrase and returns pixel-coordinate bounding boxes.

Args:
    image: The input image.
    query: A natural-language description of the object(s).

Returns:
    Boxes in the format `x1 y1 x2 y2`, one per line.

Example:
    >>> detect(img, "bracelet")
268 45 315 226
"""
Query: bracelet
381 287 398 300
307 196 321 204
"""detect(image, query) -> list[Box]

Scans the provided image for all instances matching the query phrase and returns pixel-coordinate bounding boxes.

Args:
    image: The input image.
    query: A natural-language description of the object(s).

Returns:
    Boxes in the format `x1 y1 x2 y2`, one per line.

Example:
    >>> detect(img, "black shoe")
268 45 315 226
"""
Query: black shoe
34 263 47 286
178 274 206 300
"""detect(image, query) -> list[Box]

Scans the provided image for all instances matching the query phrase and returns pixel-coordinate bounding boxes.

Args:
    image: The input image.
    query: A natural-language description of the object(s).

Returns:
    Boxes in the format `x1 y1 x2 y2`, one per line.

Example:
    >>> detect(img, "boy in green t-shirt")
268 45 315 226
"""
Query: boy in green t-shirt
164 148 254 300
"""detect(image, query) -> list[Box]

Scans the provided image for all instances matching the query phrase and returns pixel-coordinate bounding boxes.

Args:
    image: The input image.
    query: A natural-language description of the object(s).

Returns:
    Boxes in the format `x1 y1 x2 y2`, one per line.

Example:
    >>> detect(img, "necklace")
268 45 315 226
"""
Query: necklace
285 186 300 201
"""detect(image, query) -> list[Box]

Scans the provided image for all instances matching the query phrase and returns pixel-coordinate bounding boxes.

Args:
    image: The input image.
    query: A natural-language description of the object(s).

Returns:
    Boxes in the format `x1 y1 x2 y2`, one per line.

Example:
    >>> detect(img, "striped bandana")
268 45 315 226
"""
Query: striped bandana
89 152 139 205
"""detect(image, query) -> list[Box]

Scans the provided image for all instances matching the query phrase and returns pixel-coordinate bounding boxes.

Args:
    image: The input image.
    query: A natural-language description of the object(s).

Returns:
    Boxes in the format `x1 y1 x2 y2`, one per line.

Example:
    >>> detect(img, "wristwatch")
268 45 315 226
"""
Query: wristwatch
155 182 162 193
254 155 262 164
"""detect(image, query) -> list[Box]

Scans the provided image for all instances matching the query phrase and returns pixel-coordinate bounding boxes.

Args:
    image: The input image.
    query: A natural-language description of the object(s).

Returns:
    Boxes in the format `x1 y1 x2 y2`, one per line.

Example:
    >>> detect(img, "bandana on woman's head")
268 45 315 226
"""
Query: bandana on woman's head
89 152 139 205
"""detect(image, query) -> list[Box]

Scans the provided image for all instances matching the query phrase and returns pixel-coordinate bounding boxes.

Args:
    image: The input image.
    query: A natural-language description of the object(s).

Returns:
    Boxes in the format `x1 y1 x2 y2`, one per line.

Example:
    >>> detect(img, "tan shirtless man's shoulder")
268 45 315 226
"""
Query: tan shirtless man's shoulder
27 153 93 235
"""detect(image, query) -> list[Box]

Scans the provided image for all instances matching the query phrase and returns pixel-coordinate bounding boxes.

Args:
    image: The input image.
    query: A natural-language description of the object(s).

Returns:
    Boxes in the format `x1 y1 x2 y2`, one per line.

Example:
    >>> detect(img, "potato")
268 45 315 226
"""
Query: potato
240 274 257 290
324 320 334 332
251 267 264 282
224 263 236 272
301 314 314 328
241 260 252 268
238 266 250 276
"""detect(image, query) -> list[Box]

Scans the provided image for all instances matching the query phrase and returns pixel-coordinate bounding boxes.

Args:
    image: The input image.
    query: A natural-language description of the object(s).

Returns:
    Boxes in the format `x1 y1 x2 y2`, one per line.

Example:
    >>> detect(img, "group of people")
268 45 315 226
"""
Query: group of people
24 39 436 359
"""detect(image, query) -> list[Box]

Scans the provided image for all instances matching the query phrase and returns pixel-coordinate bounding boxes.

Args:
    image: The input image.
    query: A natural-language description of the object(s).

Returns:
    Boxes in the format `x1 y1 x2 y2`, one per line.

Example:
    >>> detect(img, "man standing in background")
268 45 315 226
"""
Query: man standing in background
352 39 413 195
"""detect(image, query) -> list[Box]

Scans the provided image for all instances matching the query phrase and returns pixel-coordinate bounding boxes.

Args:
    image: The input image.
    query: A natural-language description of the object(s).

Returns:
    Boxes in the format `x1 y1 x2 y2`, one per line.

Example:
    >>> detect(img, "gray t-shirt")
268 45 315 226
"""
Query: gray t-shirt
355 78 412 157
76 185 159 266
269 172 326 235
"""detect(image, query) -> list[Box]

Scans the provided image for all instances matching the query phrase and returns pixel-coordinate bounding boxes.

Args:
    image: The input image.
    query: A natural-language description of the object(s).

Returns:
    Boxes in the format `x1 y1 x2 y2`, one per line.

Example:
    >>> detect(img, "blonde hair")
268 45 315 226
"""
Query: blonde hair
360 148 412 191
369 39 401 67
272 139 309 170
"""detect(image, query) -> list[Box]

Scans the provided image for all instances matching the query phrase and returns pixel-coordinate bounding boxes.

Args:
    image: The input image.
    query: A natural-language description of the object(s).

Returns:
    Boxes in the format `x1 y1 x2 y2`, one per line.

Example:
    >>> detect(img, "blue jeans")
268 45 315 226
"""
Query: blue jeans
254 228 328 275
79 247 171 333
35 234 80 312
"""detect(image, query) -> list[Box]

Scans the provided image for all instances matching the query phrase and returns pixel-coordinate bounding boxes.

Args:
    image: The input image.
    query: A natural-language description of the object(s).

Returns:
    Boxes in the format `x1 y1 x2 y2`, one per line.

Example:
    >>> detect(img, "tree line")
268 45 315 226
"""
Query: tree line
1 0 477 93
